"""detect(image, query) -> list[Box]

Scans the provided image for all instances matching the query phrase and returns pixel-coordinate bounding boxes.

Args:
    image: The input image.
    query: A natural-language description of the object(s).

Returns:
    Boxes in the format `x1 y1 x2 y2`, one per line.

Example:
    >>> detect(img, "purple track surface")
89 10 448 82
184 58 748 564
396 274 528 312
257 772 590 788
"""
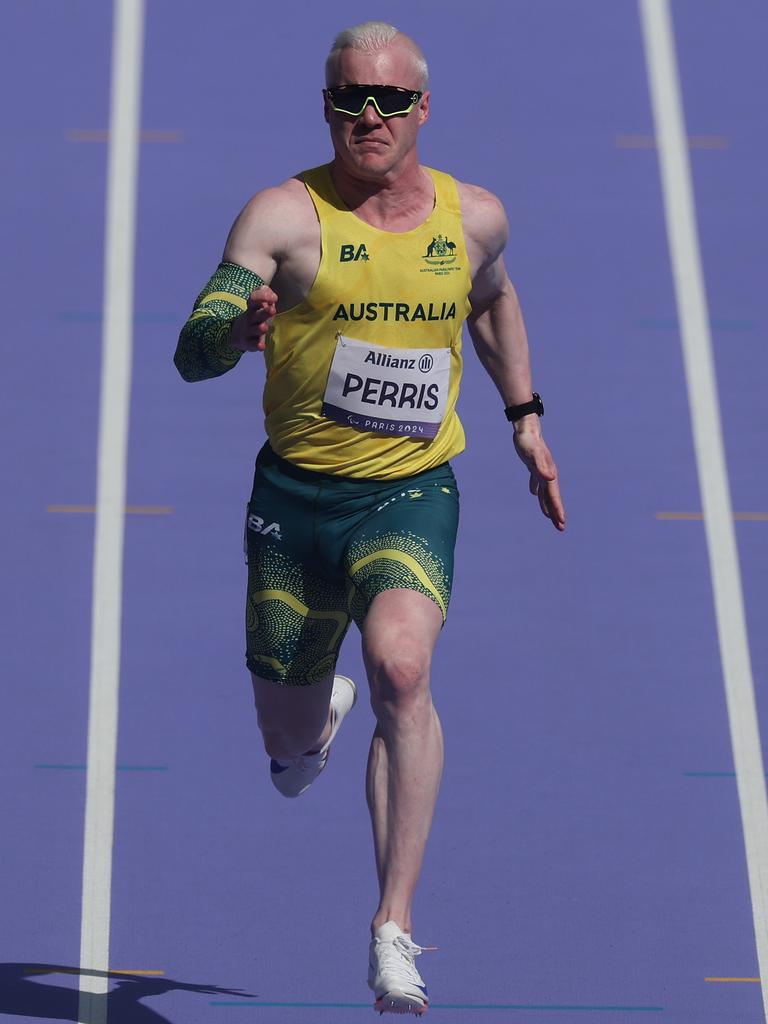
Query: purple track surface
2 2 767 1022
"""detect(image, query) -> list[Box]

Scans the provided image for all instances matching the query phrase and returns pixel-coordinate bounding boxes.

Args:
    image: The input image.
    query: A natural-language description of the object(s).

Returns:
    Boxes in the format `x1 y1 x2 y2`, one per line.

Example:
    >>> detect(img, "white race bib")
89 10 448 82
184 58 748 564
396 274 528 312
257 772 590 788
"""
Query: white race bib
322 335 451 439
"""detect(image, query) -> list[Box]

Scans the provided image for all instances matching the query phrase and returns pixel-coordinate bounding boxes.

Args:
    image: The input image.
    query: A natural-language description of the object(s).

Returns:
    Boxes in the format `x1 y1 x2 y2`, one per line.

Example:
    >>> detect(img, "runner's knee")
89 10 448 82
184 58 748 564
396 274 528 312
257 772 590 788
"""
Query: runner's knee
367 646 432 713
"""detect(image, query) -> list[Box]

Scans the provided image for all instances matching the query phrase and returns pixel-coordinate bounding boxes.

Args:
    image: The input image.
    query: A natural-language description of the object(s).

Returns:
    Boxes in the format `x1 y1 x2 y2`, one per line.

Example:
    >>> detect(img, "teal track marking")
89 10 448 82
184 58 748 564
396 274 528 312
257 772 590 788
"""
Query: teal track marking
684 771 768 779
57 311 178 323
35 764 168 771
685 771 738 778
35 765 91 770
210 1001 664 1011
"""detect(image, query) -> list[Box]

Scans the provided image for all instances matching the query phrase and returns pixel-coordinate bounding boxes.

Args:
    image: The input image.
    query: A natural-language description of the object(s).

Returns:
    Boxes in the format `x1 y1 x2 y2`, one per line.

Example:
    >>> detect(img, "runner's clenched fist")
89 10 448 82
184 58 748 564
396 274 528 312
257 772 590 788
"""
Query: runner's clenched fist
229 286 278 352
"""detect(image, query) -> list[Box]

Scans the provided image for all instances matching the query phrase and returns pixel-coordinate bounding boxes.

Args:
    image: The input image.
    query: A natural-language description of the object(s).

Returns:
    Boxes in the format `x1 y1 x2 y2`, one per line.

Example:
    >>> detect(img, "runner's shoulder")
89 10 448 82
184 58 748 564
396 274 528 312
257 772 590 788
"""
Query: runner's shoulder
455 180 509 256
226 176 317 260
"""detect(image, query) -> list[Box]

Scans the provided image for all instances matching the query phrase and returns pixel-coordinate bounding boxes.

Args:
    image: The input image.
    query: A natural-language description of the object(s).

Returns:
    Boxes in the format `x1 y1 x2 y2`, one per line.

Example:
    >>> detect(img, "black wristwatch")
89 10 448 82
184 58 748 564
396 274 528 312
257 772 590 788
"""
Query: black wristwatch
504 392 544 422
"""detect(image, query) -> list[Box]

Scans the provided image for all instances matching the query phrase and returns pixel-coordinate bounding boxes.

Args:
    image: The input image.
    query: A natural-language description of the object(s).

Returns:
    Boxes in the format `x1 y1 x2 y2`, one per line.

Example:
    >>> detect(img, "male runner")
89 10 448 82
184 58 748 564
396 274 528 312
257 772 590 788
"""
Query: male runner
174 21 565 1016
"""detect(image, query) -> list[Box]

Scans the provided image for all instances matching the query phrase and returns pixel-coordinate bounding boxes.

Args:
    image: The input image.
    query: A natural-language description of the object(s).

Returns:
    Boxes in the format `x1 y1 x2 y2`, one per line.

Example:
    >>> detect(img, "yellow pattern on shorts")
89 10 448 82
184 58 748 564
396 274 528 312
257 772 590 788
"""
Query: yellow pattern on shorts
245 531 452 684
246 546 354 684
347 531 451 624
262 164 472 480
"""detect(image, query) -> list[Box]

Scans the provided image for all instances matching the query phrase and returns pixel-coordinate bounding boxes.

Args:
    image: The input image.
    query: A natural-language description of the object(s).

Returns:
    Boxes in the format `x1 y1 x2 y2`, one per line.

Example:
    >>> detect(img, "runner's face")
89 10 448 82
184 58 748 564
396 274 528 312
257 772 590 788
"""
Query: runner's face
325 44 429 180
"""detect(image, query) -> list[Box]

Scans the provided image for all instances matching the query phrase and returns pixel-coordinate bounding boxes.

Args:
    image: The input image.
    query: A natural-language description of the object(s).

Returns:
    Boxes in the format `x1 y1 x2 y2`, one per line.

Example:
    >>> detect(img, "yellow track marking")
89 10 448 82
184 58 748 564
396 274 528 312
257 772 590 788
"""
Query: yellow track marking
47 505 174 515
111 970 166 976
705 977 761 983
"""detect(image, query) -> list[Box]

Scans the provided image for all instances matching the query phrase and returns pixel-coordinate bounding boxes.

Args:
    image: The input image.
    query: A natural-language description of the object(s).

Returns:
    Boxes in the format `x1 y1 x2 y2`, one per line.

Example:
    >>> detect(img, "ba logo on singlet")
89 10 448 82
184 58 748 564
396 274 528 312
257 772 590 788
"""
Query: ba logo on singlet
340 243 370 262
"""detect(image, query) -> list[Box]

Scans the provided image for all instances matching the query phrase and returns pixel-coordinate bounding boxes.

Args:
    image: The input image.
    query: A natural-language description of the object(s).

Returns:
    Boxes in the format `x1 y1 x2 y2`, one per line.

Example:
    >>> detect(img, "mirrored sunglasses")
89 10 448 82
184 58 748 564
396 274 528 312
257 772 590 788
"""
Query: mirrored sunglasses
324 84 422 118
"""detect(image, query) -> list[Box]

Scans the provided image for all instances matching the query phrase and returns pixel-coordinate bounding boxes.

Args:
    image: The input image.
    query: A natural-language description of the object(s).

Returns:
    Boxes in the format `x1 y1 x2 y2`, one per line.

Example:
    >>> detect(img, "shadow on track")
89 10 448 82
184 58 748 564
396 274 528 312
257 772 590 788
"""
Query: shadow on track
0 963 256 1023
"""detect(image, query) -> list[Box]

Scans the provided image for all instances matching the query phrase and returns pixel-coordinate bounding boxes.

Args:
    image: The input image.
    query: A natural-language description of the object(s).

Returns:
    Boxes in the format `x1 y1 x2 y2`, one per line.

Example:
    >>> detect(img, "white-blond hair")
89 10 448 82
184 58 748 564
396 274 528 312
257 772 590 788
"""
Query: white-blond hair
325 21 429 89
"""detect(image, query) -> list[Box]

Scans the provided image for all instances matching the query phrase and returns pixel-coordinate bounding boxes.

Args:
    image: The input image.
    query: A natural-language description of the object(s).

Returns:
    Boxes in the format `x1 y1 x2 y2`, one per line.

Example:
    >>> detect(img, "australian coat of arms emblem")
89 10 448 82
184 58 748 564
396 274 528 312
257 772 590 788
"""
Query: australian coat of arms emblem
422 234 457 265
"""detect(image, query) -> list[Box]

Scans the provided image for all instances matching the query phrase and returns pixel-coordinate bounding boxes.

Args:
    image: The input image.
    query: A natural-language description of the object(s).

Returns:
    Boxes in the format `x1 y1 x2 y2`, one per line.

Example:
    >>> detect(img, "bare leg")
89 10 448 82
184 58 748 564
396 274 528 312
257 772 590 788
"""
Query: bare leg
362 589 444 937
251 672 334 760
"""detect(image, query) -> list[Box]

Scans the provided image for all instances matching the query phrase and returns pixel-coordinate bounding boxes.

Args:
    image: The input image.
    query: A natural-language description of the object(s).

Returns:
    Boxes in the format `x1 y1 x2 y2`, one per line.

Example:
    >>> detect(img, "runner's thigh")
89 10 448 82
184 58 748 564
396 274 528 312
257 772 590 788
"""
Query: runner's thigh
245 450 352 685
343 465 459 628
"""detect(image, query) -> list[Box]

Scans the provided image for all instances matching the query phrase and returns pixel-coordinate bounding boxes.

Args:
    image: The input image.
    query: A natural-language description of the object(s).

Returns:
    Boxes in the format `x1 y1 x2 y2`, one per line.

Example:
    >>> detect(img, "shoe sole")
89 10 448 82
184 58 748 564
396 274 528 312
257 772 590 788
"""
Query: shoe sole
374 993 428 1016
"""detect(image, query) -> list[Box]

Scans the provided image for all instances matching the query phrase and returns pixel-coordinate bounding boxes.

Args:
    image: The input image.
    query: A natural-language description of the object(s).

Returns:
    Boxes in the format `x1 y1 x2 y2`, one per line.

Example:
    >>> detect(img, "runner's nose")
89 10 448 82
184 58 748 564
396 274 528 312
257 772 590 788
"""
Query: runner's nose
361 99 383 125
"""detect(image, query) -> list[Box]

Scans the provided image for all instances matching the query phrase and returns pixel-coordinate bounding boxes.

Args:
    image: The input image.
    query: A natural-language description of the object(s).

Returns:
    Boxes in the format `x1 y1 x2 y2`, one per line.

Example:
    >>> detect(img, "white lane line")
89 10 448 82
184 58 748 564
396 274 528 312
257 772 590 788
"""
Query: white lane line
78 1 145 1021
639 1 768 1018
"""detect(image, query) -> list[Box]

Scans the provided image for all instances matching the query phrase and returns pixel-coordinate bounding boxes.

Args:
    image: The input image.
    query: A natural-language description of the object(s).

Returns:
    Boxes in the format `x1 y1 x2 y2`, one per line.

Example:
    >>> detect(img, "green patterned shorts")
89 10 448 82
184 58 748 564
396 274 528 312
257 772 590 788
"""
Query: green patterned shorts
244 444 460 685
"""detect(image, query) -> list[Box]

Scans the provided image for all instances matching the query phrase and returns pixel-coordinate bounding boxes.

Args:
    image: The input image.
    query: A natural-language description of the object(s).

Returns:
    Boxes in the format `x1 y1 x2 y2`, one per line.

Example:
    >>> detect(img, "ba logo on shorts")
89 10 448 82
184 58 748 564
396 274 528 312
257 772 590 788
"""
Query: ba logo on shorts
247 513 282 541
340 243 370 262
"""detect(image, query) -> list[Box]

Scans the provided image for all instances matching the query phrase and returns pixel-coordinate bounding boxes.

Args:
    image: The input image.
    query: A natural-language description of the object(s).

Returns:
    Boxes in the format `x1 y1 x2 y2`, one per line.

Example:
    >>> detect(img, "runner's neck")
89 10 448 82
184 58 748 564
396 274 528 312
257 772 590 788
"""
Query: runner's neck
329 161 434 232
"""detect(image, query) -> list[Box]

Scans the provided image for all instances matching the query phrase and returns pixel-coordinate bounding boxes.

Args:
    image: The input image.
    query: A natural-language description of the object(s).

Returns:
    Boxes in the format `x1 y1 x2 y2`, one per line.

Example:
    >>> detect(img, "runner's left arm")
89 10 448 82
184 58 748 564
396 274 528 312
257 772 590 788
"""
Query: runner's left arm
465 189 566 531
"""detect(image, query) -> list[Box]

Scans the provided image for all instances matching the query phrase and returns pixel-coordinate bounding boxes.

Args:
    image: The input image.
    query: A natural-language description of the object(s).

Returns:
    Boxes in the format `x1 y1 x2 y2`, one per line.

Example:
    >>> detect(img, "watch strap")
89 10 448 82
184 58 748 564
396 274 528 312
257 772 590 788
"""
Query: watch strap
504 392 544 422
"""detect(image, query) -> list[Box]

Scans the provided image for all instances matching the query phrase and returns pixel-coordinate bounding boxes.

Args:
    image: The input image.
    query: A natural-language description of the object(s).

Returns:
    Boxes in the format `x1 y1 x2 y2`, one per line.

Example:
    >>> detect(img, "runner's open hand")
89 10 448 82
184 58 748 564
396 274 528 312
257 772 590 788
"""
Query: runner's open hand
513 429 566 531
229 285 278 352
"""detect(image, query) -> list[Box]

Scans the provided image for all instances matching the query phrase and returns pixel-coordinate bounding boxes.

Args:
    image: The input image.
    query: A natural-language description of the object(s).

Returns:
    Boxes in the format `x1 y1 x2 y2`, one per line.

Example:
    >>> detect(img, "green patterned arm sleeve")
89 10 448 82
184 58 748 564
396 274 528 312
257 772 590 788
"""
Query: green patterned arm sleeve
174 261 266 382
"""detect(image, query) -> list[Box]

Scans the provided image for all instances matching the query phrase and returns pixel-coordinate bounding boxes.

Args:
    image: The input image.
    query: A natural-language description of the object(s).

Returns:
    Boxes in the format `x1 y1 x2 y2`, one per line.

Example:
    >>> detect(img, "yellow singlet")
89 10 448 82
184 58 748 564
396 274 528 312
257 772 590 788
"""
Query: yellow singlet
263 163 472 480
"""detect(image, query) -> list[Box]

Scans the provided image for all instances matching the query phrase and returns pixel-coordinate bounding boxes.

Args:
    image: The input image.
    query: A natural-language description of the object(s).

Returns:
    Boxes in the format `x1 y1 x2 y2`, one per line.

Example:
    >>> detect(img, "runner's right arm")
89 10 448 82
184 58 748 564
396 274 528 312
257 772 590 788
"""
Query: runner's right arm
173 189 283 382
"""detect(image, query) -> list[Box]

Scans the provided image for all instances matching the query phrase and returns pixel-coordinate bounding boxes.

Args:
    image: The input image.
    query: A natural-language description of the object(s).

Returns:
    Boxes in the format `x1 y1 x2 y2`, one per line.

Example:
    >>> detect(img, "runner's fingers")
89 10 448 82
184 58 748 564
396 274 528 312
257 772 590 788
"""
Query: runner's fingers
247 288 277 332
239 323 268 350
543 478 566 530
248 285 278 305
252 302 276 323
529 472 539 496
533 447 557 481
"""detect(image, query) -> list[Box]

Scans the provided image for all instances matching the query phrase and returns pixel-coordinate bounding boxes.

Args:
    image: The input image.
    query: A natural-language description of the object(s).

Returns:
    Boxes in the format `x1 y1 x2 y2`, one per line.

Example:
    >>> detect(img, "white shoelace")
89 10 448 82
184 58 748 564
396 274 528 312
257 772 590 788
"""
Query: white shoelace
376 935 432 983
